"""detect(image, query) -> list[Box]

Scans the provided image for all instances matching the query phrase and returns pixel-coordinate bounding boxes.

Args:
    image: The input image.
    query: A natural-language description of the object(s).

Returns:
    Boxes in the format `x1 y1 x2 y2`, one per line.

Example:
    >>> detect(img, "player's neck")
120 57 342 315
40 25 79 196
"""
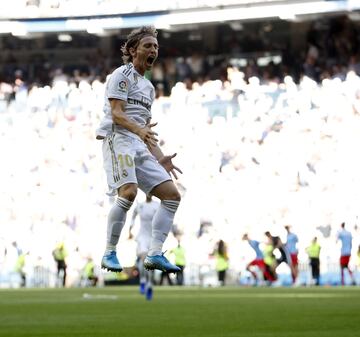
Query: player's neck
132 62 145 76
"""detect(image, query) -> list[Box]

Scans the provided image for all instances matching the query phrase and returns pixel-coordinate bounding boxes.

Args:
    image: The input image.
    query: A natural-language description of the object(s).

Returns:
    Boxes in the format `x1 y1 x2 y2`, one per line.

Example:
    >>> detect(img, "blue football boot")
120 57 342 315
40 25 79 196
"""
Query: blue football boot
145 286 153 301
101 251 123 272
144 253 181 273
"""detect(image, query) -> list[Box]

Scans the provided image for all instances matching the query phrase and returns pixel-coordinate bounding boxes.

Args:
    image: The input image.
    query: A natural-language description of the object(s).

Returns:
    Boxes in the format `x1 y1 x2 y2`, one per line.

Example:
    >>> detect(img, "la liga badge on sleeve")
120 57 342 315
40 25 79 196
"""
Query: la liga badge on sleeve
118 80 127 92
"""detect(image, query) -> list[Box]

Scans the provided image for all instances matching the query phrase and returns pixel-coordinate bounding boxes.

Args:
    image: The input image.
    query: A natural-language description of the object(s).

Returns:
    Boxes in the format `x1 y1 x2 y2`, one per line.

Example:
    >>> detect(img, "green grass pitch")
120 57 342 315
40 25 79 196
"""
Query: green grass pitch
0 286 359 337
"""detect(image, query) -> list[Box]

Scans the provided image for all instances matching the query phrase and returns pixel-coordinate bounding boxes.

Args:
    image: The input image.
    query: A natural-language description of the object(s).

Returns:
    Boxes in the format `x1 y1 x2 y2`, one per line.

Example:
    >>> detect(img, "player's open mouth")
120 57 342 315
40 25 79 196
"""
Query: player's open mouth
147 56 155 65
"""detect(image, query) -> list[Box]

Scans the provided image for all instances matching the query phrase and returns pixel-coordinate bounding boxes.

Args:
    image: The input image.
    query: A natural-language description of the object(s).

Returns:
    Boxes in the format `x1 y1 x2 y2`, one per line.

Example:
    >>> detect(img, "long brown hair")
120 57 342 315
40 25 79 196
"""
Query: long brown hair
217 240 228 258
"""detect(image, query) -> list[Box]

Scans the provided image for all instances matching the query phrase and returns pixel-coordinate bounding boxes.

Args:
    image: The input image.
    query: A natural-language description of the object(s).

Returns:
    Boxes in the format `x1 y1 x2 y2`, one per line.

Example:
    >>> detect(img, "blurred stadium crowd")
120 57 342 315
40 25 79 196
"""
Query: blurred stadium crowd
1 12 360 288
0 0 248 19
1 15 360 94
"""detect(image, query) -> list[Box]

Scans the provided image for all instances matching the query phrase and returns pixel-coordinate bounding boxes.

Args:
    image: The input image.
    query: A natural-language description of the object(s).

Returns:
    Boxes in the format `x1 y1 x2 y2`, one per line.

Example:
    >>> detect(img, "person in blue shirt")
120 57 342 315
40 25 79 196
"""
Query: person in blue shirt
285 225 299 284
336 222 356 285
242 234 274 285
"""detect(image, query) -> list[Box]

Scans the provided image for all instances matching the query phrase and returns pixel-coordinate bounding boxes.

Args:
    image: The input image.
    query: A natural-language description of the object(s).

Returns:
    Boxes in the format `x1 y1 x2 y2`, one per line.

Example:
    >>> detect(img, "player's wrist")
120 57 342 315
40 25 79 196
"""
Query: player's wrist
157 156 166 164
129 123 141 135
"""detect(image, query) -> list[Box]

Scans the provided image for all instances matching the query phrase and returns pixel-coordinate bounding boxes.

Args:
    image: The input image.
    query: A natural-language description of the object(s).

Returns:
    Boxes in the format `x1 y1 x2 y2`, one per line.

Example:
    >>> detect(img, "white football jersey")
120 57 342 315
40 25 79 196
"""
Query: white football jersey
135 200 159 238
96 63 155 139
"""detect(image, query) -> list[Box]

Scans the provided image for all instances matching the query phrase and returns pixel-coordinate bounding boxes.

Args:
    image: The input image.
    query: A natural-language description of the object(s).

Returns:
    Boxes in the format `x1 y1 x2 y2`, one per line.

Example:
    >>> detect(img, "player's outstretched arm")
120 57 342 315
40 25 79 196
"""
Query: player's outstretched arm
144 121 182 179
158 153 183 180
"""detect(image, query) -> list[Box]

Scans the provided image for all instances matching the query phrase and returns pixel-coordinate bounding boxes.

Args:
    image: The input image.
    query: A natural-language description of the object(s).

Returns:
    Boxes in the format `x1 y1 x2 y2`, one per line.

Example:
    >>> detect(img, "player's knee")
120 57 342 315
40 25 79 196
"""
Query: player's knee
162 193 181 213
119 184 138 201
172 191 181 202
123 190 137 201
165 189 181 202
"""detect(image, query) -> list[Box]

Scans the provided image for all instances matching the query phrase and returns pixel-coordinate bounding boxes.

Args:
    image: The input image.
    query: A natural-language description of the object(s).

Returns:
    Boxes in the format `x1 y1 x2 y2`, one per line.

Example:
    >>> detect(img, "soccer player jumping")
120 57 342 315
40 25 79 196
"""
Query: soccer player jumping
96 26 182 274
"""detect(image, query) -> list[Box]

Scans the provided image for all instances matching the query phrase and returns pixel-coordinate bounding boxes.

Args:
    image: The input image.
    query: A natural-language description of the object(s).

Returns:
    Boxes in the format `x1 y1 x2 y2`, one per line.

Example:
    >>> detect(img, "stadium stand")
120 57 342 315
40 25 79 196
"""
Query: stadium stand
1 1 360 287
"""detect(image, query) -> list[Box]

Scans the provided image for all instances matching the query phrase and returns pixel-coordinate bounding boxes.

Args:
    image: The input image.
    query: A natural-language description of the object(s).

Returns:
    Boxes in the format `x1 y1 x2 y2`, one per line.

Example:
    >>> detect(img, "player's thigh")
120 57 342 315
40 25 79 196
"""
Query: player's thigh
102 134 138 191
136 154 172 196
151 180 181 201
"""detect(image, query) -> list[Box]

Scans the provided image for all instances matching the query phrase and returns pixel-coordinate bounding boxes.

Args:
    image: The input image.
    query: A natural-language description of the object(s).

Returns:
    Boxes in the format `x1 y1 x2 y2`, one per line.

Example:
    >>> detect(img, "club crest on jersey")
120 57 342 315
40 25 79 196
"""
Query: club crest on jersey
118 80 127 92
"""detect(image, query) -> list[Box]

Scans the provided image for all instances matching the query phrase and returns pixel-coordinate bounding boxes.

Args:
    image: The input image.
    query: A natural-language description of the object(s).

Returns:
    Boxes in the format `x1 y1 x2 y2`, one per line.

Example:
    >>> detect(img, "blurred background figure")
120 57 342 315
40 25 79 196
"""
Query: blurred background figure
170 237 186 286
213 239 229 286
265 231 292 284
52 242 67 287
82 257 98 287
306 237 321 286
129 193 159 300
263 236 278 285
14 250 27 287
284 225 299 284
336 222 356 286
11 242 27 288
242 233 267 286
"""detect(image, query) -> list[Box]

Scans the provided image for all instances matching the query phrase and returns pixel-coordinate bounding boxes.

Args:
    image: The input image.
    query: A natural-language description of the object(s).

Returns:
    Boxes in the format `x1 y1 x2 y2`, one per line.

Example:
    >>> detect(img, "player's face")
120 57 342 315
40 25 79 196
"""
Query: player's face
132 36 159 75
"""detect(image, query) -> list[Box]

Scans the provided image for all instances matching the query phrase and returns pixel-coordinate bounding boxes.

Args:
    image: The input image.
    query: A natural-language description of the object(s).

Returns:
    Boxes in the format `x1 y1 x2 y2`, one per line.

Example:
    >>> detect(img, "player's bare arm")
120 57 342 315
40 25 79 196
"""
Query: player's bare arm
145 128 183 179
158 153 183 180
110 98 158 146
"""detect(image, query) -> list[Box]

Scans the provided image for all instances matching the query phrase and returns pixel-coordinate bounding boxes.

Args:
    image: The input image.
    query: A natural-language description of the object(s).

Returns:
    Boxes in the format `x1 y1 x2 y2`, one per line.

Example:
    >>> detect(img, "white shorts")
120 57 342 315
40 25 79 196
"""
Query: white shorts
136 236 151 256
102 133 171 196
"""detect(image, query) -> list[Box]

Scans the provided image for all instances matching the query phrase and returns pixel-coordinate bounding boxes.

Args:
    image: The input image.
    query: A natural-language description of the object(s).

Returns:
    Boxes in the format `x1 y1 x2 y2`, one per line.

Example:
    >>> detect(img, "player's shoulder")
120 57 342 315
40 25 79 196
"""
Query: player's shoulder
111 64 134 79
116 63 134 78
121 63 135 77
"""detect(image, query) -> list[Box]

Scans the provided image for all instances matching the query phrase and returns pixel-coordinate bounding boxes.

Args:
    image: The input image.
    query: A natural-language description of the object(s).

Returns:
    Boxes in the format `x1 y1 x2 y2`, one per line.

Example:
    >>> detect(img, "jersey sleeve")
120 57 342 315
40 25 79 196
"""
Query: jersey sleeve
106 69 130 101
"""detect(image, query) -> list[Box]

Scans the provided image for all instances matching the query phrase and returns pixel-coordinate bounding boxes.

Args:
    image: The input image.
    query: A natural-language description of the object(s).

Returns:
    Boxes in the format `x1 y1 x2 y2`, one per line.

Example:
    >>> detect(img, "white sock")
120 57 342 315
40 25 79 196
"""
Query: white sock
146 270 153 288
138 258 146 284
148 200 179 256
105 197 132 254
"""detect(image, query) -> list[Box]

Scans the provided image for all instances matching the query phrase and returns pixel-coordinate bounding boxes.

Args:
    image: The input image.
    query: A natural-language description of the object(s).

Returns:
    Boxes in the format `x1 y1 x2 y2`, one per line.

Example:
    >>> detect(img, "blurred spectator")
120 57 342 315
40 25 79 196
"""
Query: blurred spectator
14 251 27 287
306 237 321 286
170 238 186 286
83 257 98 287
212 239 229 286
52 242 67 287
